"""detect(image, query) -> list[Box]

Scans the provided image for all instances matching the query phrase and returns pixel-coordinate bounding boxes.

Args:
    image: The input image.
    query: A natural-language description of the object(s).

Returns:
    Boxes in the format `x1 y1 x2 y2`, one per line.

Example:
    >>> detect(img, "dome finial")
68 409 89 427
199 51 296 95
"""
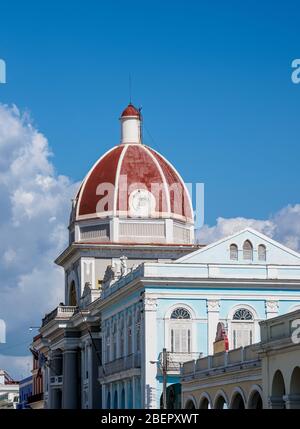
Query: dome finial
120 103 142 144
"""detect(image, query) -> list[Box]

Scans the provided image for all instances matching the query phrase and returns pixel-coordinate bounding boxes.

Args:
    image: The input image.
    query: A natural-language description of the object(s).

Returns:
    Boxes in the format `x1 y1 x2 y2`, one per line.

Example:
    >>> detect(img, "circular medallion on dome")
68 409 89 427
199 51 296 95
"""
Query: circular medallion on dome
129 189 156 218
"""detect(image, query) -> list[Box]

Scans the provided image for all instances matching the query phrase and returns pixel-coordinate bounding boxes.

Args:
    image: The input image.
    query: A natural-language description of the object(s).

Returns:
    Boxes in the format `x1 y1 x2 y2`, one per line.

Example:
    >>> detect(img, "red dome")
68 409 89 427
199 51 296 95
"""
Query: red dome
121 103 140 118
75 144 193 223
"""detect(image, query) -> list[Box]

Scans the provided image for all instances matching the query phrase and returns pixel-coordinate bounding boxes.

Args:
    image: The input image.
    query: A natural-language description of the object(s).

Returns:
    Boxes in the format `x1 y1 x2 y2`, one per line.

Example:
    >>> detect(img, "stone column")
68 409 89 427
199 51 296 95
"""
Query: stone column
117 382 121 409
265 300 279 319
90 337 102 409
102 384 106 409
142 295 158 409
87 341 92 408
49 349 62 409
110 383 113 409
80 344 85 408
62 346 79 409
207 299 220 355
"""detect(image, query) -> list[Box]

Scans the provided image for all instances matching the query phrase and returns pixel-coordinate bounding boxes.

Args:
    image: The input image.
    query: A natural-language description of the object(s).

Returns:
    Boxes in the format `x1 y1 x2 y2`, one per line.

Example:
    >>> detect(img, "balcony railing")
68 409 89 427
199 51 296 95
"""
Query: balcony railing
42 305 77 327
163 352 203 372
182 345 260 377
99 353 141 378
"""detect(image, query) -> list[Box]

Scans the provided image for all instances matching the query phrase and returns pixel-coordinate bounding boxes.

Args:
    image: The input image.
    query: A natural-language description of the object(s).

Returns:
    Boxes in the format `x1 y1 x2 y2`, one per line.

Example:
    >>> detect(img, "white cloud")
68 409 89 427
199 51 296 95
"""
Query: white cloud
0 355 32 381
0 104 79 379
196 204 300 251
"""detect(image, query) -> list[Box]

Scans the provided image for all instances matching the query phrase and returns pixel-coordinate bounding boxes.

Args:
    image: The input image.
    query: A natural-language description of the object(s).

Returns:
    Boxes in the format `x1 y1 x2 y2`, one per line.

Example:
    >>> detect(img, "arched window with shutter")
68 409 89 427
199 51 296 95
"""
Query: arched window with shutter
230 244 238 260
112 322 117 360
127 314 132 355
258 244 266 261
136 312 141 353
105 325 110 363
119 318 124 357
169 308 192 354
231 308 254 349
243 240 253 260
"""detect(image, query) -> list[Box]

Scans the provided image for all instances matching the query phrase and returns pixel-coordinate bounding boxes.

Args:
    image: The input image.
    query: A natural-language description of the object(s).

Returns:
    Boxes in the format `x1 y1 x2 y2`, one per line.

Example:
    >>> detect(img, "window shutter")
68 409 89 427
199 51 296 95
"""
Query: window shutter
243 240 253 260
232 323 254 348
175 328 180 352
181 328 188 353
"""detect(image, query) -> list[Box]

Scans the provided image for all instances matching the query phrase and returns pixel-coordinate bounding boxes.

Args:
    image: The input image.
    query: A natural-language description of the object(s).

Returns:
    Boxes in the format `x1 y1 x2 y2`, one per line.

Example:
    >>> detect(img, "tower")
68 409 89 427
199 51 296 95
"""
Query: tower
56 104 196 307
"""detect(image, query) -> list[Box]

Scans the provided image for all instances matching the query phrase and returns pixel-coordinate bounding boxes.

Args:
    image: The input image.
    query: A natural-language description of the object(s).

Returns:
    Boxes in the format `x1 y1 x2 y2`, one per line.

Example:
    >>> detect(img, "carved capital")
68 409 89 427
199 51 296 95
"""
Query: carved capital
265 300 279 313
207 299 220 312
143 296 158 312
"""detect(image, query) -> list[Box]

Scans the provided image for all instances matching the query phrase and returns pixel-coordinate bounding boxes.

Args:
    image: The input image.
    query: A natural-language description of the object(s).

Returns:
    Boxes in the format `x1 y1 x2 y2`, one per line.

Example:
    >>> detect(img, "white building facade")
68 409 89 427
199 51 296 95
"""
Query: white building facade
35 104 300 409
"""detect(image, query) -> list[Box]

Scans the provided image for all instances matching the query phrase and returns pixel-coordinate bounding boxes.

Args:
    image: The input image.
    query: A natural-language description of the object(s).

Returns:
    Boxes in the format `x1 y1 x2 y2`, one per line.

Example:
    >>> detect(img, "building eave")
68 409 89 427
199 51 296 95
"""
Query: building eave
55 242 202 266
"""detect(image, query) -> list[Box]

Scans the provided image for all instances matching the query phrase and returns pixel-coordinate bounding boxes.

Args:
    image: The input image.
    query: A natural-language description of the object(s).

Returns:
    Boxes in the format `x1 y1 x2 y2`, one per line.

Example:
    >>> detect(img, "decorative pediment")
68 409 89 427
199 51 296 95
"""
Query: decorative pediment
178 228 300 265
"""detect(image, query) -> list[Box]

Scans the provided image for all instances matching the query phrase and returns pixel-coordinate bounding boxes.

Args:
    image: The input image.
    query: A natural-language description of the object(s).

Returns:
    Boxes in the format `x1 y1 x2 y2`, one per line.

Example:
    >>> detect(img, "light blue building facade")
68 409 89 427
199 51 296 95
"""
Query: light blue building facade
96 228 300 408
37 105 300 409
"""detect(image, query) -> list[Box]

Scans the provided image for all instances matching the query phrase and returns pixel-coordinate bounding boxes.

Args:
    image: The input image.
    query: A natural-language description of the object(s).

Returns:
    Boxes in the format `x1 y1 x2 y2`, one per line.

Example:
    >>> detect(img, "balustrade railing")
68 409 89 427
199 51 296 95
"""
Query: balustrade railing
42 305 77 327
99 353 141 378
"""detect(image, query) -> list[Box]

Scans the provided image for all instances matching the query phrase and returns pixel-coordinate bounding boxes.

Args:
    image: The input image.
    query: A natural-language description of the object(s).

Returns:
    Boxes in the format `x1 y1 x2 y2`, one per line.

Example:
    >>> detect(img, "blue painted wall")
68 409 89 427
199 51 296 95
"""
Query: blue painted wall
17 375 32 409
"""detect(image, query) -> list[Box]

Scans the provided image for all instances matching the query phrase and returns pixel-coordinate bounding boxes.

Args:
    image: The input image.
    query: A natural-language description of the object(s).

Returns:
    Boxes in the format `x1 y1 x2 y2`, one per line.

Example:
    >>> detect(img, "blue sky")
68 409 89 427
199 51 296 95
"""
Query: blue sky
1 1 300 378
1 0 300 225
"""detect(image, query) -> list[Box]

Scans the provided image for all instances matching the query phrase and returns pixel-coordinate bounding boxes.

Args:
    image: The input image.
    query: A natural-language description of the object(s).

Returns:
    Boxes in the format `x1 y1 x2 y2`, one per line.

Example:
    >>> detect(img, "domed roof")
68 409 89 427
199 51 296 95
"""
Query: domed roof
121 103 140 118
75 143 193 223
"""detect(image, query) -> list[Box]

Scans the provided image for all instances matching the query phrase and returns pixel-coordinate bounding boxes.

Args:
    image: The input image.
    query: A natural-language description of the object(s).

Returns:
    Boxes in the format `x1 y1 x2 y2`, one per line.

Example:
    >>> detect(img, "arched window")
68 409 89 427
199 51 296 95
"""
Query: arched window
170 307 192 354
233 308 253 320
271 370 286 409
112 322 117 360
127 315 132 355
171 308 191 319
231 308 254 349
230 392 245 409
69 281 77 306
105 326 110 363
185 399 196 409
243 240 253 260
258 244 266 261
248 390 263 409
230 244 238 260
136 312 141 353
119 318 124 357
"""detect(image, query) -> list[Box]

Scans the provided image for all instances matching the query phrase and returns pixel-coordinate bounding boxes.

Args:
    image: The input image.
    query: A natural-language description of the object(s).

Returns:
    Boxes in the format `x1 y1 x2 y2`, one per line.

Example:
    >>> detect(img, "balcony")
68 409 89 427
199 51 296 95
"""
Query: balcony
42 305 77 327
164 352 203 372
99 353 141 378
